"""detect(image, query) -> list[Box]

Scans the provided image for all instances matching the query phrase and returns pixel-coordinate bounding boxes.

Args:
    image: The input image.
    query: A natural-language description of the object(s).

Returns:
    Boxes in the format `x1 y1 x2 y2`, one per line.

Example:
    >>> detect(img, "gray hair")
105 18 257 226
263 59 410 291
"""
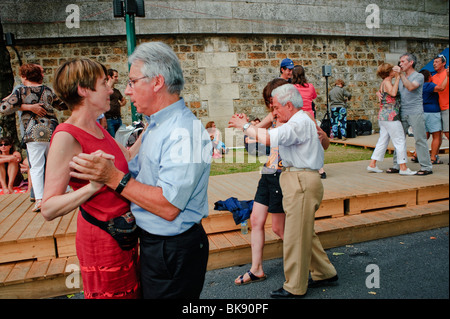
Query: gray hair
400 52 418 69
271 84 303 109
129 42 185 95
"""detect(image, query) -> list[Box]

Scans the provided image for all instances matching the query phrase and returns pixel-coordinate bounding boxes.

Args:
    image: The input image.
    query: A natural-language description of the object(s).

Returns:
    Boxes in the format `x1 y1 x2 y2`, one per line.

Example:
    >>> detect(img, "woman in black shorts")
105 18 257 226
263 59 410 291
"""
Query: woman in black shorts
235 78 288 285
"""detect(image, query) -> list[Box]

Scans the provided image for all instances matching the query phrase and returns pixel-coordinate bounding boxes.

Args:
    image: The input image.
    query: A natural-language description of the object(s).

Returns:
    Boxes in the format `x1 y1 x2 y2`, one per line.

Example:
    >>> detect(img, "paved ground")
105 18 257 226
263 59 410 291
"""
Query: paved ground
53 227 448 302
200 227 449 300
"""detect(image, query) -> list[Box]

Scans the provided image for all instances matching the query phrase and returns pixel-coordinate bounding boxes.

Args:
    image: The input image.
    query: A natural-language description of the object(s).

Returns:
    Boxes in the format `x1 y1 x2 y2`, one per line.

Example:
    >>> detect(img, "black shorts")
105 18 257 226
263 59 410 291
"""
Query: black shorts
254 172 284 213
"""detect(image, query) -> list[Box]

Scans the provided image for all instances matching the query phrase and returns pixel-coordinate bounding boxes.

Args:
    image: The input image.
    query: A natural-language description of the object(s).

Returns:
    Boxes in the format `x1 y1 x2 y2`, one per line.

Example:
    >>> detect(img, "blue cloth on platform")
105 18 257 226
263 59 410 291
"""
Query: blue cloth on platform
214 197 253 225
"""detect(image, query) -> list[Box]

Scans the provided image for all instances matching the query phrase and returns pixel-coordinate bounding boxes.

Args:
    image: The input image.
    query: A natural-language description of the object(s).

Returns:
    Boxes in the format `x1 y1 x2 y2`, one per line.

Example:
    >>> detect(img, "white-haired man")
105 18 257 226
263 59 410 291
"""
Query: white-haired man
229 84 337 298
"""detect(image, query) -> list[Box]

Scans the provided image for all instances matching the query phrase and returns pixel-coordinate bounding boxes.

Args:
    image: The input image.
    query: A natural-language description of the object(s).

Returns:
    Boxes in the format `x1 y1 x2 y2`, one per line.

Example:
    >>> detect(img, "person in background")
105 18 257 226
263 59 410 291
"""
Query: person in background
431 54 449 151
279 58 294 82
388 53 432 175
105 69 126 137
417 69 447 164
367 63 416 175
0 136 23 194
206 121 227 156
0 63 63 212
292 65 326 178
329 79 351 140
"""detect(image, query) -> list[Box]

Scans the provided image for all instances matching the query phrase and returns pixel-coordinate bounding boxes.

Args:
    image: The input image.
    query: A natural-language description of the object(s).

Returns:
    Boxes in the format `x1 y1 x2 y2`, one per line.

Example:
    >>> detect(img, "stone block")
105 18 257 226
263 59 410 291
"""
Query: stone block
205 68 232 84
199 83 240 100
198 53 238 68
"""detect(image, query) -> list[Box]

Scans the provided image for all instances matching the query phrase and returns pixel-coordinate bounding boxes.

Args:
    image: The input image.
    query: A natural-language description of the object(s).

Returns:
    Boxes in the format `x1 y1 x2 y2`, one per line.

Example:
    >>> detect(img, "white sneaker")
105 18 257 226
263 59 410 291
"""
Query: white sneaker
367 166 383 173
399 168 417 176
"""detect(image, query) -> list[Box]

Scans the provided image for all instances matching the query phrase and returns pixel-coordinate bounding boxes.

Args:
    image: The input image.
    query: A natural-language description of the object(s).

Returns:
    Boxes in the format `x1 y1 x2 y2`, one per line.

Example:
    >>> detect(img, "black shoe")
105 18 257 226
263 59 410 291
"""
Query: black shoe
270 287 305 299
308 275 339 288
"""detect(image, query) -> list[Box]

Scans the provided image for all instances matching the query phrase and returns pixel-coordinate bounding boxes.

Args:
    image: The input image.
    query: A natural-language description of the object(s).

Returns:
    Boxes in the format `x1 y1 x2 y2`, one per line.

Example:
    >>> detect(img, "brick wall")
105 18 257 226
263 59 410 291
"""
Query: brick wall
6 35 448 141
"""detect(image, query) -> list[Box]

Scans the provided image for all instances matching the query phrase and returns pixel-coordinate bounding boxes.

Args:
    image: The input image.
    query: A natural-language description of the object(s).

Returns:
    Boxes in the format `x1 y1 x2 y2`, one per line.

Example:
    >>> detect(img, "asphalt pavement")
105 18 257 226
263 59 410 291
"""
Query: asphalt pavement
200 226 449 300
52 226 448 304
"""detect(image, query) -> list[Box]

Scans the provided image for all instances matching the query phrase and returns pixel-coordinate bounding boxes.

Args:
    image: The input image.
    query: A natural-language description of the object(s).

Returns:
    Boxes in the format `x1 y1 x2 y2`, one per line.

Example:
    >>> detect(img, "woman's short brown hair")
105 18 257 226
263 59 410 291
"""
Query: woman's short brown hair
53 58 107 111
263 78 288 110
19 63 43 84
376 63 394 79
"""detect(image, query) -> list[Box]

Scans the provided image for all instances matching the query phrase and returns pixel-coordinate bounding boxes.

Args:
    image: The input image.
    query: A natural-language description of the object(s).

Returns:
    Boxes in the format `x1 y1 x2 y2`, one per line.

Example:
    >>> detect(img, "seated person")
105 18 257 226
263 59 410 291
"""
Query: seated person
0 137 23 194
244 118 270 156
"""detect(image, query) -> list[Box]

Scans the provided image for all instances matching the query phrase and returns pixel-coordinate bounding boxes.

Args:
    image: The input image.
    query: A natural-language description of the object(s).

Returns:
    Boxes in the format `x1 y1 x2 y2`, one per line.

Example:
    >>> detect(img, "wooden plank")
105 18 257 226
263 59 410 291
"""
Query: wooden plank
46 258 68 278
0 238 56 264
0 210 35 243
0 198 33 242
208 233 233 251
417 184 449 205
0 263 14 286
316 199 345 218
25 259 51 282
55 235 76 258
224 231 249 249
348 189 417 215
4 260 33 285
53 210 76 237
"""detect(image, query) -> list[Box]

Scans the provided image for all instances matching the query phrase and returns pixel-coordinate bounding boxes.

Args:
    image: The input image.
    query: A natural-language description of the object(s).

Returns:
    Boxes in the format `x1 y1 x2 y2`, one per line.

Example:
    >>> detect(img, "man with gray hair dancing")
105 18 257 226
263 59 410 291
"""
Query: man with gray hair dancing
70 42 212 299
229 84 337 298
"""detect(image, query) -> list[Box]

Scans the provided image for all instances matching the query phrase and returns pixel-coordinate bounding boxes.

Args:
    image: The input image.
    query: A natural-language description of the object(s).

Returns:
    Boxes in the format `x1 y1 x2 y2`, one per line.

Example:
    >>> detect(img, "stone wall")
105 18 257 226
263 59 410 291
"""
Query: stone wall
1 0 449 142
6 35 448 135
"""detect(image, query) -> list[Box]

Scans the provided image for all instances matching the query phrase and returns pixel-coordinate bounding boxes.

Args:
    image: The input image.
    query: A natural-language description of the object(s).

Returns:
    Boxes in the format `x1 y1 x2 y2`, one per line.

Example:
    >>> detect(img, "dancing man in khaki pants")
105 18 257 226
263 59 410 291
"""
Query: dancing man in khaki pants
229 83 337 298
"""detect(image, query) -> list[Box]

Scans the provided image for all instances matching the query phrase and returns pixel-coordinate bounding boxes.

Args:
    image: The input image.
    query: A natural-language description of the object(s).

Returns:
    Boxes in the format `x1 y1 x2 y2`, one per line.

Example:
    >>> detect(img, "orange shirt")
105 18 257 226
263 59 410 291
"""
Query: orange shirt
431 70 449 111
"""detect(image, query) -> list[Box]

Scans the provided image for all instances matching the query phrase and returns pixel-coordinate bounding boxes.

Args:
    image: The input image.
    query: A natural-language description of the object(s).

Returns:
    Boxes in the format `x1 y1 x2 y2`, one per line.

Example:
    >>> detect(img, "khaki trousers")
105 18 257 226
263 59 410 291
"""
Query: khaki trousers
280 170 337 295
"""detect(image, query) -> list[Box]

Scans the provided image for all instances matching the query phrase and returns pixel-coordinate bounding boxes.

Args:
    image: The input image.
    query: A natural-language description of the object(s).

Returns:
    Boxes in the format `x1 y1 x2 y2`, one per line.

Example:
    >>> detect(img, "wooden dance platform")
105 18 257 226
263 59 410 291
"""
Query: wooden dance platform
1 152 448 298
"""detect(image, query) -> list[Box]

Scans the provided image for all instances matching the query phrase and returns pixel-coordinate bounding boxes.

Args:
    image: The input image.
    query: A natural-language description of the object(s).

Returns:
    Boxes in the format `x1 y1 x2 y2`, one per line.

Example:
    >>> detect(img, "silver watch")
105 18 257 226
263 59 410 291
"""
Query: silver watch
243 122 251 132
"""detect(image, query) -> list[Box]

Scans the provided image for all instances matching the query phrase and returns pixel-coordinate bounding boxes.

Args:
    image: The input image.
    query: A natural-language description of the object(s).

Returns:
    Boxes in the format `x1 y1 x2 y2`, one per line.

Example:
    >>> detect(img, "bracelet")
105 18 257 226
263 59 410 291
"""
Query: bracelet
115 172 131 194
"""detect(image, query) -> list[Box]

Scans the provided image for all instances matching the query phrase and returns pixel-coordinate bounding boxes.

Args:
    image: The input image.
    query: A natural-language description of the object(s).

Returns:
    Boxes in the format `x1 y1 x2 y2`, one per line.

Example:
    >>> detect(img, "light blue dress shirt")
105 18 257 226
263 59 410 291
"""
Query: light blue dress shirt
128 98 212 236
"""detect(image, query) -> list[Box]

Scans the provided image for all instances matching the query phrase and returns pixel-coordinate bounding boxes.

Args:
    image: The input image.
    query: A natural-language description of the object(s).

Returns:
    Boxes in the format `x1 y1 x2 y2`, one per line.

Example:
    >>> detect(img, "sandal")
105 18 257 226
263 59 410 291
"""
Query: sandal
431 156 443 165
235 270 267 286
410 157 418 163
386 168 400 174
416 170 433 176
32 200 41 213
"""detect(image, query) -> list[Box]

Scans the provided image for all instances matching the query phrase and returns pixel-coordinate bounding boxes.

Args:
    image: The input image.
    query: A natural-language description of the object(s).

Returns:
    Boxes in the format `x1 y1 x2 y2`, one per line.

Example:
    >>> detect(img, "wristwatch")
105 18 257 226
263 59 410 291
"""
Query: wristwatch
115 172 132 194
243 122 251 132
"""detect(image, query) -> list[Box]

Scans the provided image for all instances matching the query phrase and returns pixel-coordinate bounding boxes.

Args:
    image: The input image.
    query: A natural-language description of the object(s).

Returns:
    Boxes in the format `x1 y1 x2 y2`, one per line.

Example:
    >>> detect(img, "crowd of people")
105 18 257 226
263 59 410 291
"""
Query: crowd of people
0 45 448 299
368 53 448 176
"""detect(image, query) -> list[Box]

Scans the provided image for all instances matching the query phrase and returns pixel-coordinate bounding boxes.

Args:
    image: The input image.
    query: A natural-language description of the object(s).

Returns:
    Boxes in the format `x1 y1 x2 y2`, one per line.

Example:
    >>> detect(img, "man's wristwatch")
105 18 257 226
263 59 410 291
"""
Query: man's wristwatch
243 122 251 132
115 172 131 194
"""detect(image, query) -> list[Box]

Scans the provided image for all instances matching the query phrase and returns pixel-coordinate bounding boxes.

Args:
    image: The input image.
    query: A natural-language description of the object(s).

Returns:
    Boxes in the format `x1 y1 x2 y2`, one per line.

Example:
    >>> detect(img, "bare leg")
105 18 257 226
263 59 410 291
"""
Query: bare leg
235 202 269 284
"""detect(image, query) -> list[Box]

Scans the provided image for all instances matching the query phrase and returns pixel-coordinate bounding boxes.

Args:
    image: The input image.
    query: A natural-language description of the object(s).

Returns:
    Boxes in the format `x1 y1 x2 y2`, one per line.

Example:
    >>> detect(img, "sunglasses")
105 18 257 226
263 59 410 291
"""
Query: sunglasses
0 143 11 146
436 54 447 63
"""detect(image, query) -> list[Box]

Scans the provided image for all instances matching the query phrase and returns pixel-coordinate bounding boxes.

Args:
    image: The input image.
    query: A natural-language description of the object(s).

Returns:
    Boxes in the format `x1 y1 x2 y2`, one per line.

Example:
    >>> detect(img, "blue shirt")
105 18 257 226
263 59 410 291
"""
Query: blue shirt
128 98 212 236
422 82 440 113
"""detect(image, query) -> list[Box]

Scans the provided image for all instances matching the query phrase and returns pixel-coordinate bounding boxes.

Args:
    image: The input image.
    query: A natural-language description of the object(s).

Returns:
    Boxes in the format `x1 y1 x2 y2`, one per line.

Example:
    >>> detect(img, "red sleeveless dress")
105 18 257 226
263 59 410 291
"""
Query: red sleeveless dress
52 123 140 299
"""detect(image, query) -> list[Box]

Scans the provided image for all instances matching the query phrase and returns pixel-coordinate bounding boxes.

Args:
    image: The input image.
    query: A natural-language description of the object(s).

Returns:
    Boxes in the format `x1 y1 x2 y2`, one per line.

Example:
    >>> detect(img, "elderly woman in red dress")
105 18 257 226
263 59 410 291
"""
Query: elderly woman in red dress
41 58 141 299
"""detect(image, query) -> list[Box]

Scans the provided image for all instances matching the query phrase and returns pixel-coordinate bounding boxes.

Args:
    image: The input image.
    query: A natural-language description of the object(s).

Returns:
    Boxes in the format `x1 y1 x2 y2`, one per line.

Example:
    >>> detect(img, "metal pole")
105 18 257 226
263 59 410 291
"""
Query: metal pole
125 13 141 122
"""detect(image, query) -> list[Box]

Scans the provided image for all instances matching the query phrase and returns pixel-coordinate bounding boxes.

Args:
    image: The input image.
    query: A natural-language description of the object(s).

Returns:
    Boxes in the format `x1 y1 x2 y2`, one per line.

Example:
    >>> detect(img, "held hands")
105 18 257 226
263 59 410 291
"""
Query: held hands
69 150 116 191
228 113 249 130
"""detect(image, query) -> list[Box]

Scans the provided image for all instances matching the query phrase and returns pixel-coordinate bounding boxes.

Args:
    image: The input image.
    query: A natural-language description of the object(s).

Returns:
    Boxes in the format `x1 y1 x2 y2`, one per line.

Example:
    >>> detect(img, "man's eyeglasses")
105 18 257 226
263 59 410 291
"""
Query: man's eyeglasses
0 143 11 146
127 76 149 88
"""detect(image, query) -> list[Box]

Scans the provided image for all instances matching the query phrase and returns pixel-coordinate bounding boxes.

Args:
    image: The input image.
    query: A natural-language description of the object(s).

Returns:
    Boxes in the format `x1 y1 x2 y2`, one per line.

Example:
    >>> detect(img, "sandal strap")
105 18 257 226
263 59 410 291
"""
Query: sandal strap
247 270 259 281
